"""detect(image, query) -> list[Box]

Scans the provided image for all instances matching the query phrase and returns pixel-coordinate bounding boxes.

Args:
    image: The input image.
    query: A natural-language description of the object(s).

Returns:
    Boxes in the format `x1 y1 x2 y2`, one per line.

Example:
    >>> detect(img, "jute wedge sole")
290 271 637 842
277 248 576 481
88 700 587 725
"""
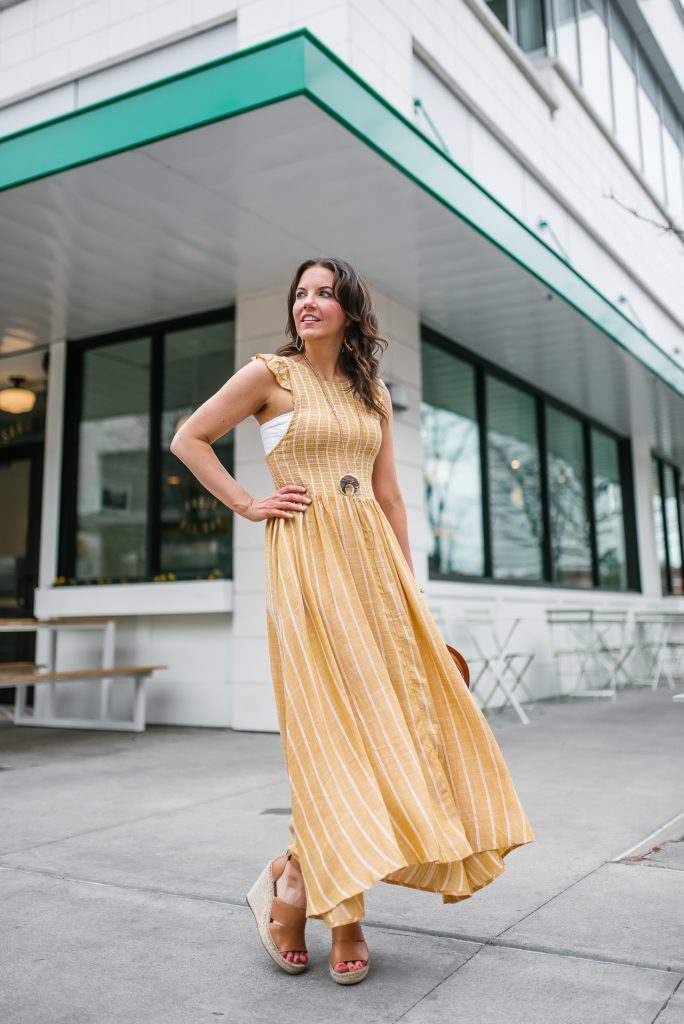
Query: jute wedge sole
246 857 308 975
329 960 370 985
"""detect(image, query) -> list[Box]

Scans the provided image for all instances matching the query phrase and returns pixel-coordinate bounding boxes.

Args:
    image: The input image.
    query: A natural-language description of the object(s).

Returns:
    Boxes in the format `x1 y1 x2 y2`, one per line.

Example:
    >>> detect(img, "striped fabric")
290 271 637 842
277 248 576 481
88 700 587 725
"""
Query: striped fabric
251 352 534 928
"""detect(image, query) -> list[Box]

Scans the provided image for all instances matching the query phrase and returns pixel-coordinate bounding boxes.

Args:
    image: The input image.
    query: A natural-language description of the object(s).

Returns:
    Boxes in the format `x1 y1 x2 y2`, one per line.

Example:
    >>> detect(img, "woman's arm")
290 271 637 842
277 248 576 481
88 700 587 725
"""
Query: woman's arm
371 384 415 574
169 360 311 522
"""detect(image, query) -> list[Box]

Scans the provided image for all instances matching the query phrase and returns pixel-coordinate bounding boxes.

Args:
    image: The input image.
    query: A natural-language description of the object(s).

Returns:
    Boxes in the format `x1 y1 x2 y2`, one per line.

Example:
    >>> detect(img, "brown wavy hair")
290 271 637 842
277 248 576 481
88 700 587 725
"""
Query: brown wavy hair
277 257 389 420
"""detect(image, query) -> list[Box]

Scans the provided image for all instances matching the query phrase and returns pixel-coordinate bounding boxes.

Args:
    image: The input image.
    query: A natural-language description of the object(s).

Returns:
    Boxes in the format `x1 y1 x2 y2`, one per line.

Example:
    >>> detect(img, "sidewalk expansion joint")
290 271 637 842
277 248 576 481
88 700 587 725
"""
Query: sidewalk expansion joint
2 861 682 978
0 774 284 858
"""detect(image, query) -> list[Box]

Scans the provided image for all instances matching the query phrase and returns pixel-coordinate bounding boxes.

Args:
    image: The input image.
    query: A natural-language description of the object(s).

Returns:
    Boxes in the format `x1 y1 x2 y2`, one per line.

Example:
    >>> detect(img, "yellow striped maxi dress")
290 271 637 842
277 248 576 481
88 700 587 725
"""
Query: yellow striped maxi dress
251 352 534 928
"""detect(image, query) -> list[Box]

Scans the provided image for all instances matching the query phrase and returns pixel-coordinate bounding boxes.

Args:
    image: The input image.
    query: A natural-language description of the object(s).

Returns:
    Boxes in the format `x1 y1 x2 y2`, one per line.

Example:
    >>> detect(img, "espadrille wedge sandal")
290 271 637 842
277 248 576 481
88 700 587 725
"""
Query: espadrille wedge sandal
246 852 309 974
329 922 369 985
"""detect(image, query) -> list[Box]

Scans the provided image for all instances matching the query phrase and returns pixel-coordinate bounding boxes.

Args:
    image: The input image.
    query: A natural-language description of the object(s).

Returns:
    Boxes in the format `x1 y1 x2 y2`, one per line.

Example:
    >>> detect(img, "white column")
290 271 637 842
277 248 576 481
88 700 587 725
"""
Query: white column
34 339 67 716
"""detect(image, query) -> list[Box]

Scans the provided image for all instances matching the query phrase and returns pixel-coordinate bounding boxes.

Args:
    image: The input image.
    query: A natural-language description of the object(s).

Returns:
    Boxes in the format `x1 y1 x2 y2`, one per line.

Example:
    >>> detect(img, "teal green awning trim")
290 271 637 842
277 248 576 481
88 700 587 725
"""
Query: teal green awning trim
1 29 682 397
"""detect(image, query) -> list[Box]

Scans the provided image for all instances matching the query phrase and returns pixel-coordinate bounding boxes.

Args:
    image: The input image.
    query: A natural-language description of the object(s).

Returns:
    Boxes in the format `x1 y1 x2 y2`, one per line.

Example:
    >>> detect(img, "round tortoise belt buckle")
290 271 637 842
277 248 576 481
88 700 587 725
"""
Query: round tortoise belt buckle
339 473 360 496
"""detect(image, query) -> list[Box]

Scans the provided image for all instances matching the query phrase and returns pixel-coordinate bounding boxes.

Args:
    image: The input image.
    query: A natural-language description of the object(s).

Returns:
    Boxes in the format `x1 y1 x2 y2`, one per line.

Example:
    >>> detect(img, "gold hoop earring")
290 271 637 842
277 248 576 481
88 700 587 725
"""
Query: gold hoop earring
343 333 353 353
295 334 304 352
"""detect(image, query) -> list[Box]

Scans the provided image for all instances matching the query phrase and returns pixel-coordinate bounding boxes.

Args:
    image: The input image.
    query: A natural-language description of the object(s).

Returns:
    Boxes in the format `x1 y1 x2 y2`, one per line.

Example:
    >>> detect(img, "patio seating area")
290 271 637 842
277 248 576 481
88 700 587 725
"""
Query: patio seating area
434 604 684 724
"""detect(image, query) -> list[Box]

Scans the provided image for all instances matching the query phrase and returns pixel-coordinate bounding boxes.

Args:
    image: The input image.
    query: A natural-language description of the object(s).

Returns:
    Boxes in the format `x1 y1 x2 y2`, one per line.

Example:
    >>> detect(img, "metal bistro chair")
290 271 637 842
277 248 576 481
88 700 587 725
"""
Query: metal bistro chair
546 608 634 700
633 611 684 691
457 609 535 725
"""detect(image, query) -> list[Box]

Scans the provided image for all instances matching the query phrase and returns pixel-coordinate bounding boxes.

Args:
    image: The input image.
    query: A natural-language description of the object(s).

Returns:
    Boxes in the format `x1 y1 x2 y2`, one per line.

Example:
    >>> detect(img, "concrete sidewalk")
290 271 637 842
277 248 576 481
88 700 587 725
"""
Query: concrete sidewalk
1 688 683 1024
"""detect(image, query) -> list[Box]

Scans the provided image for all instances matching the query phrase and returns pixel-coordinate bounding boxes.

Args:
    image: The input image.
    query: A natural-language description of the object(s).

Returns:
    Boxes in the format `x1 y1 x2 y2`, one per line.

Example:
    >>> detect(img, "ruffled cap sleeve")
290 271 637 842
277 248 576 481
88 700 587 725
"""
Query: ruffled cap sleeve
250 352 292 392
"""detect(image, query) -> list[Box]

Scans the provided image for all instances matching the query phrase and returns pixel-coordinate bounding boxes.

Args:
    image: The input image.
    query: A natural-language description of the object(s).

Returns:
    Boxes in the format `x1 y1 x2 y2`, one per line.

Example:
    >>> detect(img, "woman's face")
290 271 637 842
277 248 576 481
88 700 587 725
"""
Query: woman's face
293 265 348 344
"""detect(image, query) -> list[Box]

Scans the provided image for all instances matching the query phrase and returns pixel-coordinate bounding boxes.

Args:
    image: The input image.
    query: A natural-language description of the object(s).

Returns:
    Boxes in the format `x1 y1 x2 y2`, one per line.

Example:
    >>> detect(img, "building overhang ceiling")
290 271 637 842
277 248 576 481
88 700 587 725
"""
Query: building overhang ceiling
1 30 682 460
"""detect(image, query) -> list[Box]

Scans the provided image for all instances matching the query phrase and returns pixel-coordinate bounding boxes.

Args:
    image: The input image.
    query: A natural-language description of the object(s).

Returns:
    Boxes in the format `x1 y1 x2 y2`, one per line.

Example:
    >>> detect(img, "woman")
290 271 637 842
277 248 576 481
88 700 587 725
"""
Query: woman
170 257 534 986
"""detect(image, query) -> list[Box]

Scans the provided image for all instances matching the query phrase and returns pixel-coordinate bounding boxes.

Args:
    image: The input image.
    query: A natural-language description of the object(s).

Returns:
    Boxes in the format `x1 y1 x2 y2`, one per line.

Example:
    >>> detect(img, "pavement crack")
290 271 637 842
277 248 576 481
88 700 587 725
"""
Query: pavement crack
492 860 609 941
652 975 684 1023
390 944 484 1023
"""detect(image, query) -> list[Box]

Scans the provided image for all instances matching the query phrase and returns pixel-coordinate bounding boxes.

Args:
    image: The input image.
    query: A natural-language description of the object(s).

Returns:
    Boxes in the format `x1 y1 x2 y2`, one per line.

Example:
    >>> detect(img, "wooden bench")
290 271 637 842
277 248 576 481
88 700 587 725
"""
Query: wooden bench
0 665 168 732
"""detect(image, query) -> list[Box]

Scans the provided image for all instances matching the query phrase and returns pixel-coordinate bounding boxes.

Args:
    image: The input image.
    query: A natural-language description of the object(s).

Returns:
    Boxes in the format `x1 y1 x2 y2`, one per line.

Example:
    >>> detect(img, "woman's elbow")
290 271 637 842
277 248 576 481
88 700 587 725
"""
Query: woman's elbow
376 489 404 512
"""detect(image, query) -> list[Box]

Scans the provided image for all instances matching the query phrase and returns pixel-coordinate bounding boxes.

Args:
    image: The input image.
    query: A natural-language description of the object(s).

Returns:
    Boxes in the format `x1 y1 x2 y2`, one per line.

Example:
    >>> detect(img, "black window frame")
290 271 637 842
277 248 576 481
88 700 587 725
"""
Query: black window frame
652 452 684 596
58 305 235 584
421 325 640 591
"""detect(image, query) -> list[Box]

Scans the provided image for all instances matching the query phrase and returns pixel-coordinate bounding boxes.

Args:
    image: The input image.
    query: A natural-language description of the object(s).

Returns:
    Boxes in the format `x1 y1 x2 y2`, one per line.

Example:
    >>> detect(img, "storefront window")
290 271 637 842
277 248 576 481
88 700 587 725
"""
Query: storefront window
161 322 234 577
421 345 484 577
62 310 234 583
652 458 668 592
663 463 683 594
592 429 627 588
652 457 684 595
547 406 592 586
421 331 636 590
487 377 543 580
76 337 151 580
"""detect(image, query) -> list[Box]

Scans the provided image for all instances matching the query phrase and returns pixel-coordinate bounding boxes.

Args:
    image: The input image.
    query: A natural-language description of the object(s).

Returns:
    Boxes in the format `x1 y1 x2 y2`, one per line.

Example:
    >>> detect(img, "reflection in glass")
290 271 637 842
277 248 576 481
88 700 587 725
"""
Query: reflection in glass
555 0 580 81
421 345 484 577
487 377 543 579
486 0 509 30
663 464 683 594
578 0 613 128
547 407 592 586
652 459 668 592
592 429 627 589
162 321 235 578
77 338 151 580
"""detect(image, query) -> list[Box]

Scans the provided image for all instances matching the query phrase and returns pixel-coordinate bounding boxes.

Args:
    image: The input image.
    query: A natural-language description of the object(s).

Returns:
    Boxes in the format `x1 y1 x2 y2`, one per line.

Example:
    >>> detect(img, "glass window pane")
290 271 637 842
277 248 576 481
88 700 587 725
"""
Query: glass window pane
638 52 659 108
555 0 580 82
487 377 543 579
610 42 641 168
578 0 613 128
486 0 509 30
77 338 151 580
162 321 235 579
592 429 627 589
516 0 546 53
663 465 683 594
421 345 484 577
652 459 668 592
547 407 592 586
609 1 633 66
663 127 684 226
638 85 665 200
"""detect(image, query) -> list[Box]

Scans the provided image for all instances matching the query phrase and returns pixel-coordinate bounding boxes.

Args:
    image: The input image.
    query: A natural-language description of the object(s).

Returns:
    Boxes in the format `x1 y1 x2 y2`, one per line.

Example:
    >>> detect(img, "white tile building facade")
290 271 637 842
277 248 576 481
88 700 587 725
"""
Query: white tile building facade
1 0 683 729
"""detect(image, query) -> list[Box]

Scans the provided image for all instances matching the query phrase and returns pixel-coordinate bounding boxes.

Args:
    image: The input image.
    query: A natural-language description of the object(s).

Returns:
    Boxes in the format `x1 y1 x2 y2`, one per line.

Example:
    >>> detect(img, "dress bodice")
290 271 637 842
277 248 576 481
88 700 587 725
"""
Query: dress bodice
251 353 385 499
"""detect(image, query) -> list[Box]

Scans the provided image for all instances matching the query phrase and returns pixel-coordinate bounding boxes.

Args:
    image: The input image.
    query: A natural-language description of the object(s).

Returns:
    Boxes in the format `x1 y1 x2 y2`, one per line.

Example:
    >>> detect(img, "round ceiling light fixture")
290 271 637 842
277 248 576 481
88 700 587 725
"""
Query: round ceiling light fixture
0 376 37 414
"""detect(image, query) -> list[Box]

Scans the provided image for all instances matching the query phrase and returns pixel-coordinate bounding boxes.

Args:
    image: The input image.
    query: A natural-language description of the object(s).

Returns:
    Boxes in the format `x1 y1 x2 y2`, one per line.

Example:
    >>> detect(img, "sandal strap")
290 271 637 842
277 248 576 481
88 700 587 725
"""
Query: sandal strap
331 939 368 962
270 919 307 954
270 896 306 929
330 923 368 964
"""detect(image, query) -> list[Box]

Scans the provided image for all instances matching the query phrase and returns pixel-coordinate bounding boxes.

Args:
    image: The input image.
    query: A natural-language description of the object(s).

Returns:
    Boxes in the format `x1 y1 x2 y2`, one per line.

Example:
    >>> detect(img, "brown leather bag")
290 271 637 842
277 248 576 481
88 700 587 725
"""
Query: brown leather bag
446 644 470 688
